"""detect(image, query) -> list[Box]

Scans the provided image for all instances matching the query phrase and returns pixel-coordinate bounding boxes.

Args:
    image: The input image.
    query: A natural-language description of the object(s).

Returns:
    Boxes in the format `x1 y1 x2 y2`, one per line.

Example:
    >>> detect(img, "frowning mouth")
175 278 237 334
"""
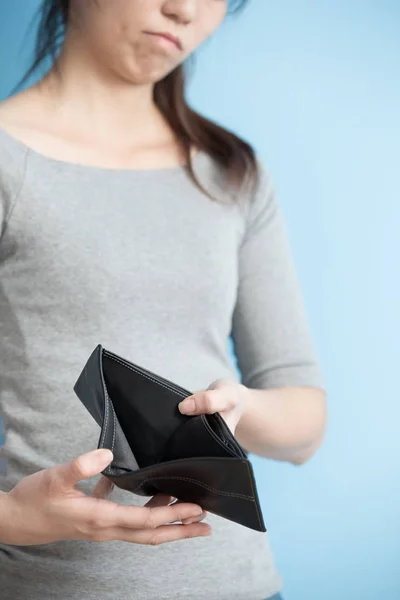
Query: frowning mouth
143 31 183 51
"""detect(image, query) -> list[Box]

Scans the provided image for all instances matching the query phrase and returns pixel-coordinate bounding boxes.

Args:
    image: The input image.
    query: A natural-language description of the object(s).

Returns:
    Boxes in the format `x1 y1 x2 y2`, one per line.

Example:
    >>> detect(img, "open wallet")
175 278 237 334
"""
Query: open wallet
73 345 266 532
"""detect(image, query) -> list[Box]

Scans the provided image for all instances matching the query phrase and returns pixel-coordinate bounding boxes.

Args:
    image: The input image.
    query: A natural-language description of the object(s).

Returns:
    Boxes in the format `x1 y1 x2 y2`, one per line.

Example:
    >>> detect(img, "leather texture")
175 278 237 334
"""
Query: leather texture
74 345 266 532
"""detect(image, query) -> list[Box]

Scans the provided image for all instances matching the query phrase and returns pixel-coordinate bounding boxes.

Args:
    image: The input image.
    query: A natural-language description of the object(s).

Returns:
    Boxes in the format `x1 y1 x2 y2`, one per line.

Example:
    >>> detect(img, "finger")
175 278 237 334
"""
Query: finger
181 512 208 525
178 388 237 416
145 494 175 508
54 449 114 489
113 502 205 530
92 476 114 500
172 499 207 524
100 522 212 545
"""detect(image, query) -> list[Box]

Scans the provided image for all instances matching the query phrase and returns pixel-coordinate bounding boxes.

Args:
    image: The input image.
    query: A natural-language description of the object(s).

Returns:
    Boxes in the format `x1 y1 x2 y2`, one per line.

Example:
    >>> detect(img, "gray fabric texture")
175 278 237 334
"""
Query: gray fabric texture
0 126 322 600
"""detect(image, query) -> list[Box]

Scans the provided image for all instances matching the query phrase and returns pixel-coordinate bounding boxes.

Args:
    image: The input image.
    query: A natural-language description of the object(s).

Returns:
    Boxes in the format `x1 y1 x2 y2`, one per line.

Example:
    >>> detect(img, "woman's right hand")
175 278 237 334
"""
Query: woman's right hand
0 449 210 546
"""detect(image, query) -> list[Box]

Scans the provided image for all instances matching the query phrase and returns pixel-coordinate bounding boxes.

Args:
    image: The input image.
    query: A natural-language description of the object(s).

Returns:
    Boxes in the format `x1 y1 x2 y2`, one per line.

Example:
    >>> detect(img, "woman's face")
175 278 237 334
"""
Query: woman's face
69 0 228 84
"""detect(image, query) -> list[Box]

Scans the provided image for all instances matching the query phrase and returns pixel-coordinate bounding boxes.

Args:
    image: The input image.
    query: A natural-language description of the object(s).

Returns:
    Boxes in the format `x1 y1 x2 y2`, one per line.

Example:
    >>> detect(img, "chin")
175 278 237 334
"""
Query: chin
122 69 175 86
119 56 180 86
131 71 169 85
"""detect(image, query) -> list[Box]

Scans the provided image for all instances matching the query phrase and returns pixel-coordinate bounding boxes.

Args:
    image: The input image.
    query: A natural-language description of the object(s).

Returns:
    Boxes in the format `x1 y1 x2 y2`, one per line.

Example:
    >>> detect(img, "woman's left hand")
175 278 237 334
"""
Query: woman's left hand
178 379 248 434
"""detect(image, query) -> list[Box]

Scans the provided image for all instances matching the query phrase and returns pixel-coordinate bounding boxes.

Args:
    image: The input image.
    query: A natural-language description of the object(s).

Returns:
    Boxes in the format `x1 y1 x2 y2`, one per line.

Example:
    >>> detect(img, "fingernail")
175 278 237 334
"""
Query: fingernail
183 507 203 521
184 511 206 525
179 398 195 414
94 449 113 464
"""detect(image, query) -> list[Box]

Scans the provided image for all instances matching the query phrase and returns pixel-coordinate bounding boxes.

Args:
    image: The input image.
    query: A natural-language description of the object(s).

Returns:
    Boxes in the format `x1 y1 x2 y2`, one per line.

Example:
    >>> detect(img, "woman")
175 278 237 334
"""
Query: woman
0 1 326 599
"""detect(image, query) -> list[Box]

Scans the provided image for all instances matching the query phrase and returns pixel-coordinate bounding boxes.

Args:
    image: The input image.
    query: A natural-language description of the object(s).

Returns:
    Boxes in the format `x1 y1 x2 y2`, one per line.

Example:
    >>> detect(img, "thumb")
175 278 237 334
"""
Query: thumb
54 449 113 489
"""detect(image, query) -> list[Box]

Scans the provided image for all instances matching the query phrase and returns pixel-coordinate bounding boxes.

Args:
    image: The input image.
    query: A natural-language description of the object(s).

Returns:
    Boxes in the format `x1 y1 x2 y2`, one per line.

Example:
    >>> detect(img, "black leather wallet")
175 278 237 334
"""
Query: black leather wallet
73 345 266 532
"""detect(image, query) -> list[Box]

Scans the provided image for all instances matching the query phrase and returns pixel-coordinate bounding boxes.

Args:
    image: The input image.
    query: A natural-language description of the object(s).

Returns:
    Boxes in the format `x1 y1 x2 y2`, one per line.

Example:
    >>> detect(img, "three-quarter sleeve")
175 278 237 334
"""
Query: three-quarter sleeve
231 164 323 390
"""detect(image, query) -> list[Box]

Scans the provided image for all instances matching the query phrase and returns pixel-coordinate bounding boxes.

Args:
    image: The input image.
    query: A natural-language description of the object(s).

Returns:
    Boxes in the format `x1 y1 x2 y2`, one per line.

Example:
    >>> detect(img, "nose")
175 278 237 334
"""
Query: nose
162 0 198 25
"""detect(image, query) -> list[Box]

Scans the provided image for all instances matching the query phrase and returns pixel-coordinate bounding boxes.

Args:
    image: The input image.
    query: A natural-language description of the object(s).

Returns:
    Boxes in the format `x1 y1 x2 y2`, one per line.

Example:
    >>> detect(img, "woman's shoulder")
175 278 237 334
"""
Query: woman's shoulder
0 97 32 224
0 93 33 157
212 154 279 237
197 150 274 207
0 87 47 152
229 154 277 220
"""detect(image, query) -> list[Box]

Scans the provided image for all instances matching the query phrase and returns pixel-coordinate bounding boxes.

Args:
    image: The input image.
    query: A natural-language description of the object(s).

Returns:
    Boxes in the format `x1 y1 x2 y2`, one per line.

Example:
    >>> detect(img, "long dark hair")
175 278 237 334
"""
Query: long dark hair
19 0 258 197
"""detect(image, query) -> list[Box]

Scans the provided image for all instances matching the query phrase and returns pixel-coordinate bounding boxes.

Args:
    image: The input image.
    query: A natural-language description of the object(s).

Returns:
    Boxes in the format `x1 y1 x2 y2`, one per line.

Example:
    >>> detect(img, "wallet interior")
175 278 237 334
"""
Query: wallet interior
102 351 245 471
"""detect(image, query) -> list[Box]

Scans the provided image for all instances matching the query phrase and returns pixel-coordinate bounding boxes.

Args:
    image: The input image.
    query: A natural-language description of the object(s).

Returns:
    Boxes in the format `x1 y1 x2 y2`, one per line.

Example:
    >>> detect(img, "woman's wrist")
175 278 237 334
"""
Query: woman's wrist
0 491 16 545
235 385 327 462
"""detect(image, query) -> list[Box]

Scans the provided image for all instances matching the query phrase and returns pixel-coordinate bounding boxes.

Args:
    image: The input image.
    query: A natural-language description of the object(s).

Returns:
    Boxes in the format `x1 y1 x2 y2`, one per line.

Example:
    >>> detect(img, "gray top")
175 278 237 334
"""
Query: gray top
0 125 322 600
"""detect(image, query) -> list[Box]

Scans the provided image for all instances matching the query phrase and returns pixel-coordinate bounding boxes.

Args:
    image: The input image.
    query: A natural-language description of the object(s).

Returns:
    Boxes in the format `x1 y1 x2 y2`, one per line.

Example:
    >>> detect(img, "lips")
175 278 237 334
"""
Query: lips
144 31 183 51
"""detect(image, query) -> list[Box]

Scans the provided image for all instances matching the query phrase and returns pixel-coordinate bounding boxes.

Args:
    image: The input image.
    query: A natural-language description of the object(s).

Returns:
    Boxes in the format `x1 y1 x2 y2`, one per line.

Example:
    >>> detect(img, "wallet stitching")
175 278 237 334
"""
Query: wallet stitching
134 476 254 501
83 366 112 474
107 355 189 400
83 366 109 448
244 461 263 529
100 389 110 450
100 377 115 475
108 393 117 454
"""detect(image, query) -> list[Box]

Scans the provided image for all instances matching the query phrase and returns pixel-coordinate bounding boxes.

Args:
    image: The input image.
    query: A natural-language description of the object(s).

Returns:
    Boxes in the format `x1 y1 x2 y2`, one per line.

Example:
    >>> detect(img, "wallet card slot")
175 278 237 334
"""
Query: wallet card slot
161 415 236 463
201 415 240 458
205 414 247 459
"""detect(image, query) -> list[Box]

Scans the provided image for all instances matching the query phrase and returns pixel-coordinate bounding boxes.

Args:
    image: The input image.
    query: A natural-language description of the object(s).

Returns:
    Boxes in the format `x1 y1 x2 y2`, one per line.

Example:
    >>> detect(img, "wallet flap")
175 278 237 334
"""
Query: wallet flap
107 456 266 533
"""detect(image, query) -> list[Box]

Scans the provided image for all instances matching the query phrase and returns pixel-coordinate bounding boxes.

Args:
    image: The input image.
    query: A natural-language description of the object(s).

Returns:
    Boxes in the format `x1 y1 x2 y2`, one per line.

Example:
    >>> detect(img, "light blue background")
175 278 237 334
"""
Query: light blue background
0 1 399 599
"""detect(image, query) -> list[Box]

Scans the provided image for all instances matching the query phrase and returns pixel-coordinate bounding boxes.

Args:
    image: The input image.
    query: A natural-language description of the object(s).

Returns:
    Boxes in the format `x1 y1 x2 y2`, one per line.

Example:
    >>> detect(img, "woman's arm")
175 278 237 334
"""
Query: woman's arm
179 381 326 464
180 163 327 464
235 385 327 464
